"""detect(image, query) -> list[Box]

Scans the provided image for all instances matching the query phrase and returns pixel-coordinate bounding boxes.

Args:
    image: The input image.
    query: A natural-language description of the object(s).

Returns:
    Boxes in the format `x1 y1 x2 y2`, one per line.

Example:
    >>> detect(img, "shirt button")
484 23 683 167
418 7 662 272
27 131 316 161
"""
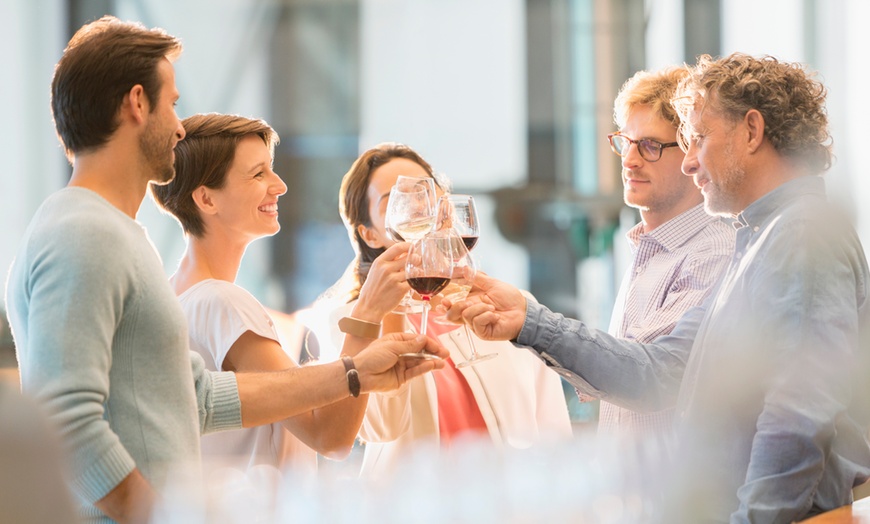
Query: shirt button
735 252 743 259
753 226 760 232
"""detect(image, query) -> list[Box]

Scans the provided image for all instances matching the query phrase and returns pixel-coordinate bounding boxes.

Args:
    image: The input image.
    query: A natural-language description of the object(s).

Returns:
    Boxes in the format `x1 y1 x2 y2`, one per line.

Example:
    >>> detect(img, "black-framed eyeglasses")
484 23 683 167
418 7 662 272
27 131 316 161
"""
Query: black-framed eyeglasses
607 133 680 162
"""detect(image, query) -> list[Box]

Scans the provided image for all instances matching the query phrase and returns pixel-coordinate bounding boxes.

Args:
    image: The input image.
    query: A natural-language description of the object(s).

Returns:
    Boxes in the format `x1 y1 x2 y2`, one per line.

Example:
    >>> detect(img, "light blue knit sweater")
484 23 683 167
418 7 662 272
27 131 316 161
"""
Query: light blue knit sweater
6 187 242 522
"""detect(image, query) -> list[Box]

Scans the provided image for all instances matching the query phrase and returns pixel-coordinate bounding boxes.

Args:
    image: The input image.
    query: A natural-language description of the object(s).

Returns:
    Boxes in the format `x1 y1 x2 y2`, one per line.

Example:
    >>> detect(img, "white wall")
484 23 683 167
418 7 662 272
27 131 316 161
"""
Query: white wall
360 0 530 288
0 2 67 312
721 0 805 61
645 0 685 69
828 0 870 250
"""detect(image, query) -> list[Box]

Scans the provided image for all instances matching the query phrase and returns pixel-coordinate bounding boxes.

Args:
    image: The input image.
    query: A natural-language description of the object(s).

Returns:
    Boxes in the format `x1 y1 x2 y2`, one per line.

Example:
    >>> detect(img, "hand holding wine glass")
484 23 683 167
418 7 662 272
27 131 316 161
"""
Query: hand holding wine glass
355 242 413 319
436 194 496 366
448 245 497 367
400 234 453 360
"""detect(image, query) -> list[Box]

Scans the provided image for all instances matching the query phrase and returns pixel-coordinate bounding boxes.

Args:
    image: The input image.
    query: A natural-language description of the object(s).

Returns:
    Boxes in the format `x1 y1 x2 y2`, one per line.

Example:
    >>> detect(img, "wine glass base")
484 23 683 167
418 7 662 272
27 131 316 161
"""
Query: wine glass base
455 352 498 368
391 304 411 315
391 301 425 316
428 311 454 325
398 352 443 361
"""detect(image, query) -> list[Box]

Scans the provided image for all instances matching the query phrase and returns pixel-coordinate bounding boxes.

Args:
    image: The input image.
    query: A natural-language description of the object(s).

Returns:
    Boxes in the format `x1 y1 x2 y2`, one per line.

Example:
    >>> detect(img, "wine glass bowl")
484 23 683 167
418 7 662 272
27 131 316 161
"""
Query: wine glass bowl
440 237 475 303
384 185 436 242
400 234 453 360
439 194 480 252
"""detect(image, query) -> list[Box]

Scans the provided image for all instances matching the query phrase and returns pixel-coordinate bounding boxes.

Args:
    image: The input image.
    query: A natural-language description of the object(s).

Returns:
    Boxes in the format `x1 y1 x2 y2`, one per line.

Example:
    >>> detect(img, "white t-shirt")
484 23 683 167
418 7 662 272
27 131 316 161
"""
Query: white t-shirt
178 279 316 474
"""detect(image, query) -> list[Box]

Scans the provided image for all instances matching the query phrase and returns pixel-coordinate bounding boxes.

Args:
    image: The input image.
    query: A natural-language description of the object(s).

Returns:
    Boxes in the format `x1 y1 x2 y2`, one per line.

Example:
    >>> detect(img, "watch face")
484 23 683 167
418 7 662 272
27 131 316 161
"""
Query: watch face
341 356 362 397
347 369 361 397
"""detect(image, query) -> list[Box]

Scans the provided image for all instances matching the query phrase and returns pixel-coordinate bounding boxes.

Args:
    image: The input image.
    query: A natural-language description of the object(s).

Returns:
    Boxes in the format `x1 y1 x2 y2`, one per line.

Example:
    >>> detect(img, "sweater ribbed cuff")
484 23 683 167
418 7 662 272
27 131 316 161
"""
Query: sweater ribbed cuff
74 439 136 504
206 371 243 432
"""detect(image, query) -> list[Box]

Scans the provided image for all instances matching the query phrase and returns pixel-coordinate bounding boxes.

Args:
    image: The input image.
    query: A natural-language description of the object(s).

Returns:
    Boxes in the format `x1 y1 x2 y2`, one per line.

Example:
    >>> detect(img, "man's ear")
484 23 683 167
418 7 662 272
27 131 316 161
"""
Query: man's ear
745 109 765 154
121 85 148 126
357 223 384 249
191 186 217 215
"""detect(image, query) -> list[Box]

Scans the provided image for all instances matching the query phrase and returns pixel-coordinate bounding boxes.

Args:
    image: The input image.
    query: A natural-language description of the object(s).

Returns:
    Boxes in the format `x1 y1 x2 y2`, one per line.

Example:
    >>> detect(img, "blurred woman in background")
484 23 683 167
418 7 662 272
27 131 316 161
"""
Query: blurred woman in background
322 142 573 478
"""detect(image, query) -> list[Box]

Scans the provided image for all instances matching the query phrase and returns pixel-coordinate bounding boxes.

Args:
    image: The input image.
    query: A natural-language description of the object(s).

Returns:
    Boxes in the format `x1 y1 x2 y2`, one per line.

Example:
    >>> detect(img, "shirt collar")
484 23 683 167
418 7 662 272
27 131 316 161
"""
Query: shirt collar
627 203 720 252
735 175 826 229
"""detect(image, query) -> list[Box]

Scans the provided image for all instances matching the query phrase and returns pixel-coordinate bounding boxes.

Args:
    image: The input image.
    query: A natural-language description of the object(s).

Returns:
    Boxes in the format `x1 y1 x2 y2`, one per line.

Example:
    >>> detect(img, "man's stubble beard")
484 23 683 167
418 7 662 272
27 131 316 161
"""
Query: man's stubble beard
140 119 176 184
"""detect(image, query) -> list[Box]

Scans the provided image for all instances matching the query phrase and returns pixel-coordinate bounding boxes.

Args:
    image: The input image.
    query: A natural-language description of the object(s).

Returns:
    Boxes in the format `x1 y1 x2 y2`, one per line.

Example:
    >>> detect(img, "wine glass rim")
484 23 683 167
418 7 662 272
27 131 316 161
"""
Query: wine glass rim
394 176 435 190
390 185 430 194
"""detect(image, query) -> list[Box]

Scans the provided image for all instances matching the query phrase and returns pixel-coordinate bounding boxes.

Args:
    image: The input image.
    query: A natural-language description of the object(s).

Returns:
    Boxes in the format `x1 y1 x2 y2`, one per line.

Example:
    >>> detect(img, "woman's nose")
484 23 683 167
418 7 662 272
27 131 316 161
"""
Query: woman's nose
271 172 288 195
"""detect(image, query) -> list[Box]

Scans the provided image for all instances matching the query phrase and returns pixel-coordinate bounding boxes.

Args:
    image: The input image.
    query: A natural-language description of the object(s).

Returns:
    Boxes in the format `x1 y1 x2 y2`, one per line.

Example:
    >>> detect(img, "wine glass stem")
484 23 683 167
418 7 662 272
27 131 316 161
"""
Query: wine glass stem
463 323 478 357
421 298 430 336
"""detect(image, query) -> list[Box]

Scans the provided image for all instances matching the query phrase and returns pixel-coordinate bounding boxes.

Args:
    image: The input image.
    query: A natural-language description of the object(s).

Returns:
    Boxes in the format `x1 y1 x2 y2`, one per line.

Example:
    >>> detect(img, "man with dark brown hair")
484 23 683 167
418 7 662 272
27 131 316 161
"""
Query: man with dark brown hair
5 16 445 523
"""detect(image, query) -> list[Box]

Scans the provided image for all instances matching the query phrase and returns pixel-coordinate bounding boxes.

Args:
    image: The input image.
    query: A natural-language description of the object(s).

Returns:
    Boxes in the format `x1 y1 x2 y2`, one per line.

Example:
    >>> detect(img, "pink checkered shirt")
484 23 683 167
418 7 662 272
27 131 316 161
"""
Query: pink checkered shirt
596 204 734 443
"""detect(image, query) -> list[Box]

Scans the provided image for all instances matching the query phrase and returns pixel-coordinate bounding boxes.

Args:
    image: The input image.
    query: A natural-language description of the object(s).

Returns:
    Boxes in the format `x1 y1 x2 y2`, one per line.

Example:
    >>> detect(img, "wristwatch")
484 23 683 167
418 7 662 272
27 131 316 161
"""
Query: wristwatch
341 356 361 398
338 316 381 339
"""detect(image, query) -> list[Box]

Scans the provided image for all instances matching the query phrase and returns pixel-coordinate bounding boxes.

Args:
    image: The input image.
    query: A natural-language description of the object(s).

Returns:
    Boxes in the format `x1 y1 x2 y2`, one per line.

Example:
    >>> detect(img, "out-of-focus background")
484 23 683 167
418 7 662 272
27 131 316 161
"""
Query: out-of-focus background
1 0 867 421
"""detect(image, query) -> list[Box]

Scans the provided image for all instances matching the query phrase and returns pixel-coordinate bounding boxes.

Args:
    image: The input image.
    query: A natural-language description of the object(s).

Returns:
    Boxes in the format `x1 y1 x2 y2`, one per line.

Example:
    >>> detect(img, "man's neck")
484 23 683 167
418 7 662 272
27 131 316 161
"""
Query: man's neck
68 146 149 219
640 199 703 233
736 155 812 214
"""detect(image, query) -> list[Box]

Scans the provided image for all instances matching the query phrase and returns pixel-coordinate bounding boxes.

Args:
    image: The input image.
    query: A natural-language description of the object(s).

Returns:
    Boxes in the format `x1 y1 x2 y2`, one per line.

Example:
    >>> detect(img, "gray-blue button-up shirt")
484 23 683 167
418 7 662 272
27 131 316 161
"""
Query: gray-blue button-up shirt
518 176 870 523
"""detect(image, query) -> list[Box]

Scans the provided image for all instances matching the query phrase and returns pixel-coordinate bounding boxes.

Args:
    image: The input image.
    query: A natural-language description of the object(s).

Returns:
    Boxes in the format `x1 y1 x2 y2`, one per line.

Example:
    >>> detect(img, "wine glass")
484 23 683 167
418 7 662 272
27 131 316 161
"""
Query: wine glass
385 176 437 241
442 194 479 252
384 180 437 314
450 252 497 367
437 195 497 367
400 234 453 359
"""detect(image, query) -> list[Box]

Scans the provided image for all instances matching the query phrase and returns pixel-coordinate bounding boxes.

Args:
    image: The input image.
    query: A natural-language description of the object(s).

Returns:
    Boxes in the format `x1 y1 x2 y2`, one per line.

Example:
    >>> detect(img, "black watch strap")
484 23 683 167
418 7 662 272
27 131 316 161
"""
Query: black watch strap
341 356 361 398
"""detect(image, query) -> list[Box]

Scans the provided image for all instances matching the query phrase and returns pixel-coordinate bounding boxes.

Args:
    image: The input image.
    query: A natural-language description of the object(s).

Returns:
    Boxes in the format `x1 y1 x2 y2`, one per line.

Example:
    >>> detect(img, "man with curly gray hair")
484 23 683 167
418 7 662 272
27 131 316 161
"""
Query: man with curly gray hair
447 52 870 523
667 52 870 522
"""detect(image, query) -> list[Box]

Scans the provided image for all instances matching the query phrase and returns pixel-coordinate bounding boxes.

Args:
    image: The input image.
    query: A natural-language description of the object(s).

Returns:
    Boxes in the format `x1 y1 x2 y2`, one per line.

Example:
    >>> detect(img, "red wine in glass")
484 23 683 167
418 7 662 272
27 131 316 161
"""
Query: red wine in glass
461 236 479 251
407 277 450 298
402 236 453 354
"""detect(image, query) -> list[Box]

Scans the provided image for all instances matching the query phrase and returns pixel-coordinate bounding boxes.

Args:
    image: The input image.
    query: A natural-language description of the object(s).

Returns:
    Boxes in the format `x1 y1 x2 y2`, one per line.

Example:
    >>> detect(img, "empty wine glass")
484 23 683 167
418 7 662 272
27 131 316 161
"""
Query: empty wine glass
400 234 453 359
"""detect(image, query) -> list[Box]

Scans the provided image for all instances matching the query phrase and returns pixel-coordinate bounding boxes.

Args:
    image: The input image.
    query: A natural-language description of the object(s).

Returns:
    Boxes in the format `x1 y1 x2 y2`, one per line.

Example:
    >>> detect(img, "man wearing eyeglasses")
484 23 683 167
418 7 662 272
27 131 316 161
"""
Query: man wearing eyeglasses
448 53 870 522
593 67 734 447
